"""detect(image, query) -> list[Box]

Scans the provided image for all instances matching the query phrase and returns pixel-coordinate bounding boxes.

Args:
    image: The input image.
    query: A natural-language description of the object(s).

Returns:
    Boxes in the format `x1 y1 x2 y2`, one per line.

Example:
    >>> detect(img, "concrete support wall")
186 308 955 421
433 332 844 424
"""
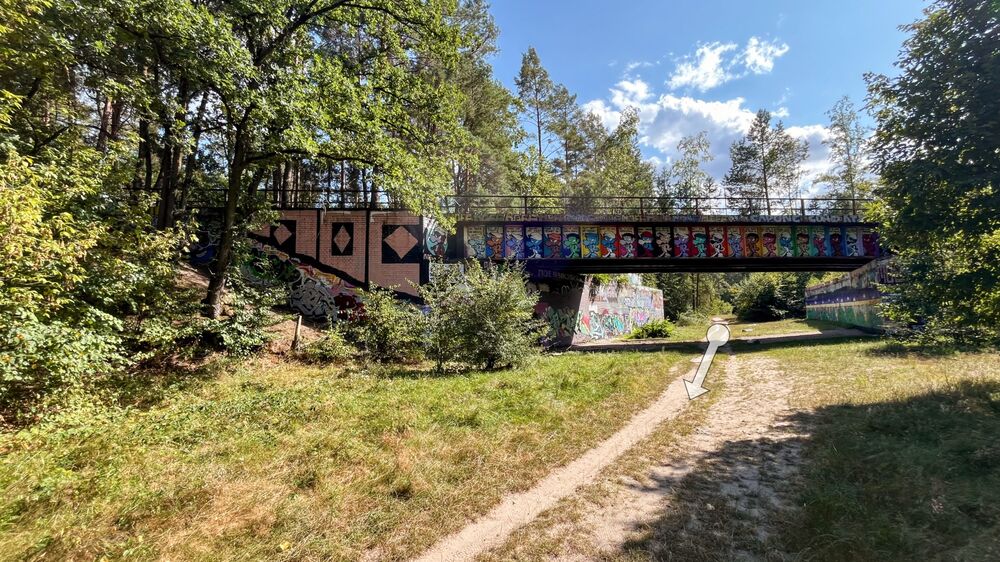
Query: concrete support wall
532 272 665 346
805 258 896 330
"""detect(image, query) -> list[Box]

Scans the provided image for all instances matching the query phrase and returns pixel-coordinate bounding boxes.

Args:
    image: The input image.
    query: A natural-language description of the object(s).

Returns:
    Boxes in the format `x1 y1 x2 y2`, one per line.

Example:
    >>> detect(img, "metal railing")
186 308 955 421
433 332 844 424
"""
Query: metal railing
158 187 872 220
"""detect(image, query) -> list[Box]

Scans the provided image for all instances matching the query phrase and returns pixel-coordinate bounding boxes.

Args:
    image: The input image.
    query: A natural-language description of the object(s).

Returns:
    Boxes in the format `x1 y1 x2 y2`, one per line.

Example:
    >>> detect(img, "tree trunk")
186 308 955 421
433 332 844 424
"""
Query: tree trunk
204 132 247 319
179 92 210 212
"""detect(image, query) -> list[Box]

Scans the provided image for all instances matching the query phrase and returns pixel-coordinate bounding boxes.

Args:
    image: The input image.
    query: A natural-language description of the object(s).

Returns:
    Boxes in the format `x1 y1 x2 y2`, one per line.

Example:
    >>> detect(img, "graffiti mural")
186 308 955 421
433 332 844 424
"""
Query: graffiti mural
805 258 898 330
454 222 879 261
573 279 665 343
424 222 448 258
245 241 362 320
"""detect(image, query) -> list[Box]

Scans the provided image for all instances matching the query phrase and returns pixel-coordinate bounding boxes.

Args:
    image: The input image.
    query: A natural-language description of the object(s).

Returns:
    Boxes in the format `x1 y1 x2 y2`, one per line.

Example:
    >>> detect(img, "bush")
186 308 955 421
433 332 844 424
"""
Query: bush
626 319 676 339
419 261 541 371
730 272 814 321
342 286 424 363
198 277 284 356
297 329 353 364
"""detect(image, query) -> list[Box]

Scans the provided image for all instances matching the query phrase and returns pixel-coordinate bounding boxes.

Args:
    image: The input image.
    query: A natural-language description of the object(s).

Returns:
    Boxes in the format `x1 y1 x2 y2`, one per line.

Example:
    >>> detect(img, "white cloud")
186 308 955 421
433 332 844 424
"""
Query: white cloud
582 79 836 193
743 37 790 74
667 36 790 92
667 42 739 92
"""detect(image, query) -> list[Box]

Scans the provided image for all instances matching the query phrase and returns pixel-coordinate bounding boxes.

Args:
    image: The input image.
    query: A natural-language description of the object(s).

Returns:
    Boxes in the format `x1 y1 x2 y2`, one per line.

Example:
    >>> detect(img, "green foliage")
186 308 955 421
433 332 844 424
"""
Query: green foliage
730 272 815 321
343 286 424 364
419 261 541 371
811 96 875 212
297 329 353 364
867 0 1000 345
644 273 732 320
626 319 676 340
724 109 809 214
197 277 282 357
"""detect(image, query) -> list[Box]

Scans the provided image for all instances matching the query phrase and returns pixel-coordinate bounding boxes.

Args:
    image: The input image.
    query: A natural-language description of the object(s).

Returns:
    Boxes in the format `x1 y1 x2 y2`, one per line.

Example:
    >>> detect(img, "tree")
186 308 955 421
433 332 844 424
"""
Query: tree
867 0 1000 343
514 47 556 167
724 109 808 214
812 96 874 213
571 108 654 212
661 132 718 214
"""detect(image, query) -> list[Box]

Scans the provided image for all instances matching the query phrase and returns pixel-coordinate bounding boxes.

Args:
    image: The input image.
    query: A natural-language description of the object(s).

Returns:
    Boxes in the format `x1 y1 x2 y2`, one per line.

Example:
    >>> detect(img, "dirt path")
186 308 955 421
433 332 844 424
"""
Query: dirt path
482 352 807 561
412 363 697 562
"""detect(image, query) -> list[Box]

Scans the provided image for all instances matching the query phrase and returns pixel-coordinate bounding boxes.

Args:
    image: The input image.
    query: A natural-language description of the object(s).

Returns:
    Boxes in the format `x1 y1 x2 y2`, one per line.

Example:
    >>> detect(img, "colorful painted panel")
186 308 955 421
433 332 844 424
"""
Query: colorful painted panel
543 226 562 258
618 226 637 258
504 225 524 259
424 224 447 258
727 226 744 258
862 228 877 257
708 226 725 257
673 226 691 257
745 227 763 257
846 227 861 257
599 226 618 258
690 226 708 257
776 226 793 257
485 224 504 259
811 226 827 257
464 225 486 259
637 226 655 258
581 225 600 258
761 227 778 257
654 227 673 258
794 227 810 257
524 226 544 259
830 226 846 257
562 225 581 258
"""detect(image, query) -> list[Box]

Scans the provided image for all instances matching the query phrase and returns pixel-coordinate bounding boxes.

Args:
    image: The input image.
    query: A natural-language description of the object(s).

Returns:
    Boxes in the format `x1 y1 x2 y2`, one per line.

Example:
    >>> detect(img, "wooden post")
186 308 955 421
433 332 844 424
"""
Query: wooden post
292 314 303 351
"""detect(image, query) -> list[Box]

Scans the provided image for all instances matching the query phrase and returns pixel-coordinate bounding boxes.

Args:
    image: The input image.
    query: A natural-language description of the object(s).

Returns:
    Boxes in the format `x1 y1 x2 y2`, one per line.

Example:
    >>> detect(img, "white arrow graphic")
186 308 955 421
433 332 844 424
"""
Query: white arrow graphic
684 323 730 400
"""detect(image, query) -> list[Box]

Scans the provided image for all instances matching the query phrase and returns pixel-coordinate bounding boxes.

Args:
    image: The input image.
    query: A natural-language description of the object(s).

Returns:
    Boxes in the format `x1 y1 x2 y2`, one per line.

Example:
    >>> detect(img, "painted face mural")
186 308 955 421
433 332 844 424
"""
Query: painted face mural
655 230 672 258
524 229 543 259
847 229 860 257
813 232 827 257
674 233 689 257
778 231 793 257
762 232 777 257
543 227 562 258
563 233 581 258
862 231 877 257
619 233 637 258
796 232 810 256
638 228 654 257
464 226 486 259
830 232 843 256
708 227 724 257
600 227 618 258
485 230 503 259
728 230 743 258
746 233 760 257
583 231 600 258
693 232 708 257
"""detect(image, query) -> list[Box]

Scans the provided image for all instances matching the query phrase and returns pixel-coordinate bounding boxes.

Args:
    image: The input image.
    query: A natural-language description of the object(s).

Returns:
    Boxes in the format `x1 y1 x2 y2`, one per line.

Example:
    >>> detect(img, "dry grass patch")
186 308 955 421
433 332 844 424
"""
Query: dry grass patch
0 350 691 561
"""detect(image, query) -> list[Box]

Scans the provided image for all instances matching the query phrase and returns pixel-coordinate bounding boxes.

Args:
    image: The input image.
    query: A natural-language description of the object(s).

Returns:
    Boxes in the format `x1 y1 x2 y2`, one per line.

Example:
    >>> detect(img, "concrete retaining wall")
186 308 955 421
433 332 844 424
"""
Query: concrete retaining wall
805 258 897 330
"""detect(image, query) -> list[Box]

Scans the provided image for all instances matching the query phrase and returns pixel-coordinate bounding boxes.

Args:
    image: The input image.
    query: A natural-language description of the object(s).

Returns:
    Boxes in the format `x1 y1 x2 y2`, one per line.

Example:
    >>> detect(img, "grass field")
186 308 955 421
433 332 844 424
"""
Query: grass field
0 351 694 561
758 339 1000 560
668 315 847 342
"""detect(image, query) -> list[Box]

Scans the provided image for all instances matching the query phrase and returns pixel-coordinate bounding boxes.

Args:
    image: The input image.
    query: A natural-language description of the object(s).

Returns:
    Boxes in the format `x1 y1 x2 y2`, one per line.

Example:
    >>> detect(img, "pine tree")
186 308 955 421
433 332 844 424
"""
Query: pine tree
723 110 809 214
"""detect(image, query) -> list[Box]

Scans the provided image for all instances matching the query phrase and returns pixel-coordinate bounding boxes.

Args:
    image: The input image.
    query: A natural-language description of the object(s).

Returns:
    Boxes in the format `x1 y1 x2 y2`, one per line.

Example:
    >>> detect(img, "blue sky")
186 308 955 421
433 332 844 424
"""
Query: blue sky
486 0 926 192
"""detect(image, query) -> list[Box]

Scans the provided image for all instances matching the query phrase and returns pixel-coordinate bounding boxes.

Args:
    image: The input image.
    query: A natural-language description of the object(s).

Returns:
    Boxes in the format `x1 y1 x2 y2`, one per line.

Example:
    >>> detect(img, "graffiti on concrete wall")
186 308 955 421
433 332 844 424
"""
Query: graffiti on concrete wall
572 280 665 343
245 241 363 320
465 223 880 261
804 257 897 330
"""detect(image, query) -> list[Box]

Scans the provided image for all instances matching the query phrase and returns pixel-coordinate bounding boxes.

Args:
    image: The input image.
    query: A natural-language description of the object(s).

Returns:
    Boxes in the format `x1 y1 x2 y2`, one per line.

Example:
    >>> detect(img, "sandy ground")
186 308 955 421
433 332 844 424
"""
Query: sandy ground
526 353 804 560
412 340 811 561
412 361 697 562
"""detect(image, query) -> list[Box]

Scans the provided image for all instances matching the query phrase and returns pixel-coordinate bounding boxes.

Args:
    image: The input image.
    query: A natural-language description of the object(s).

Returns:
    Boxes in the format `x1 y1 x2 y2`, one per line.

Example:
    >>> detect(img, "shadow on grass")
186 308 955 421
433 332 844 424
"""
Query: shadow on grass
609 380 1000 561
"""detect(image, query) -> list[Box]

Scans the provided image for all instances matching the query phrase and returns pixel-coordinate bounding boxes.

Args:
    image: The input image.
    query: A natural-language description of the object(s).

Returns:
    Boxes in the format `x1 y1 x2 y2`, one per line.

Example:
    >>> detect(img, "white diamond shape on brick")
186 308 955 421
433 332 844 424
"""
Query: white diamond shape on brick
334 226 351 252
384 226 418 259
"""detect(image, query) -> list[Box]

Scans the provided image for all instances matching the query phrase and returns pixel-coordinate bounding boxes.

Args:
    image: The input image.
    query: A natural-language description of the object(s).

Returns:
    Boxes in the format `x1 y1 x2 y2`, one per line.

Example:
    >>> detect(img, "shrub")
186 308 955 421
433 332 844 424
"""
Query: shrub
730 272 814 321
419 261 541 371
342 286 424 363
297 329 353 364
626 319 676 339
